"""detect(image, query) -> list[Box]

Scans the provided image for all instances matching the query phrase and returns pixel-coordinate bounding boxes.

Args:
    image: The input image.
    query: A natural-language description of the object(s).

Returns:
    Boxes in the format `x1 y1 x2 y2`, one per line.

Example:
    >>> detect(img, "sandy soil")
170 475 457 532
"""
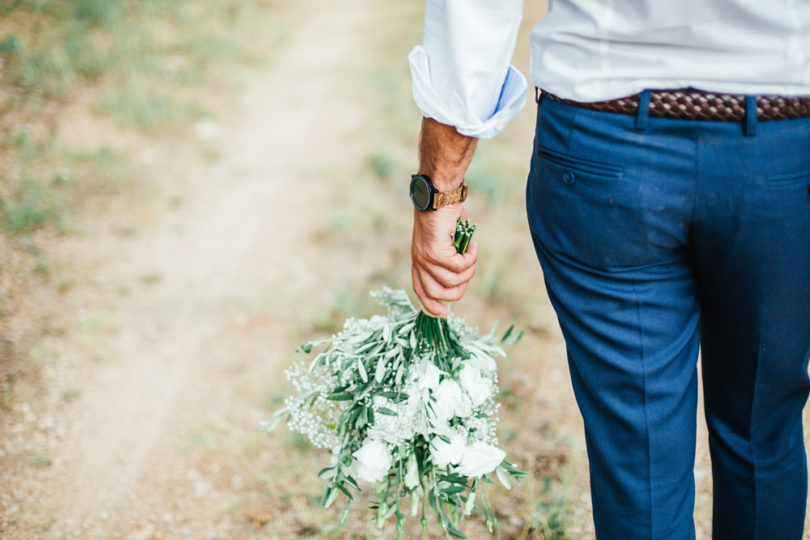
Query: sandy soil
1 0 808 539
1 1 399 537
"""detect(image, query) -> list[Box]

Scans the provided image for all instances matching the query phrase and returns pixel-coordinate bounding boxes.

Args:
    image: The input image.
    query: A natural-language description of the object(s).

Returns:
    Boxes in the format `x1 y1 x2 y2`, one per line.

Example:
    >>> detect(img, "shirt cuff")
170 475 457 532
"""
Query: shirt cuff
408 46 528 139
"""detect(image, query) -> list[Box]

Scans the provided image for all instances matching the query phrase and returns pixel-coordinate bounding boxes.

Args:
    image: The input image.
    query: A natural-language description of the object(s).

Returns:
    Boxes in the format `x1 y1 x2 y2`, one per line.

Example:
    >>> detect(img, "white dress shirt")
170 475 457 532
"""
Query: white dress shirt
409 0 810 139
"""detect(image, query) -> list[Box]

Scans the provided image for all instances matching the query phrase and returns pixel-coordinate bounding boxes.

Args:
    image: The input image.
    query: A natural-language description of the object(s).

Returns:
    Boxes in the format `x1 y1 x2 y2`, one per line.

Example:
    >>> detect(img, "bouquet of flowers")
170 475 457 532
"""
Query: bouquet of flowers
265 220 526 538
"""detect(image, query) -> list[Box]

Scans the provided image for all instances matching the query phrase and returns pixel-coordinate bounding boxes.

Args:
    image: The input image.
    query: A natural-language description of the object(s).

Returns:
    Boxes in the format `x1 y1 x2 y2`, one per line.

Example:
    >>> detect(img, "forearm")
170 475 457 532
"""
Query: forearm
411 117 479 317
418 117 478 191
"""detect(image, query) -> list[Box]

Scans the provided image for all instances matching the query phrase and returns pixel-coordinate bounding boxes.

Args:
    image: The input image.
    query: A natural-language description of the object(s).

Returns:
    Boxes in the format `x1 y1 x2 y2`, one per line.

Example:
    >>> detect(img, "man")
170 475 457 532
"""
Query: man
407 1 810 538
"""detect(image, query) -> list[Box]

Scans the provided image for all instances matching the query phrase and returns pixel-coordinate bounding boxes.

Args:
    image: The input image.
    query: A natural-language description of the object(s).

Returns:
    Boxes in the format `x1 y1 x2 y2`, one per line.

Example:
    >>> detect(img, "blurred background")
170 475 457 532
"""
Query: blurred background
1 1 805 538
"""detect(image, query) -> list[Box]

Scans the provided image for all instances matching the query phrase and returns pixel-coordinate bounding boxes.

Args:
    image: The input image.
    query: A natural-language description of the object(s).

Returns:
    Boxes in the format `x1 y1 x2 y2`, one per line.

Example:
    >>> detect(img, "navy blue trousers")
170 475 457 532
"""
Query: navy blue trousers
526 93 810 539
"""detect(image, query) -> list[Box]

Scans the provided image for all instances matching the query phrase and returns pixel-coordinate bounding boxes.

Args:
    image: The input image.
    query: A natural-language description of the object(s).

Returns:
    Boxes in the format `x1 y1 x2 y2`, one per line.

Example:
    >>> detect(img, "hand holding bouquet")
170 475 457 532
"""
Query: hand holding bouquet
265 220 526 538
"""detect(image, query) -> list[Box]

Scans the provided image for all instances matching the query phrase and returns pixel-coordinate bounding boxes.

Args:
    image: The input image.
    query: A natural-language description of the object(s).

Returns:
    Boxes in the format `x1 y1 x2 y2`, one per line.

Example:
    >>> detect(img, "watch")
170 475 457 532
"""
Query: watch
409 174 468 211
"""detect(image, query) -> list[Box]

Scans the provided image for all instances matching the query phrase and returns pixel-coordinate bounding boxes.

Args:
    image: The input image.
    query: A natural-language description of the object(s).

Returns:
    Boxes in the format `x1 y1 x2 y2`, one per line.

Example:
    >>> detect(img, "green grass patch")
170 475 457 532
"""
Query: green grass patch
0 0 280 242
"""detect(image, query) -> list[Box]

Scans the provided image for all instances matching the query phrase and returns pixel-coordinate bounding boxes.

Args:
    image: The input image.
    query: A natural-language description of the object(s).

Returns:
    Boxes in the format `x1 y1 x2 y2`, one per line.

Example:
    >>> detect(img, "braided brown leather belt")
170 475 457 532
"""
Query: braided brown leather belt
542 89 810 122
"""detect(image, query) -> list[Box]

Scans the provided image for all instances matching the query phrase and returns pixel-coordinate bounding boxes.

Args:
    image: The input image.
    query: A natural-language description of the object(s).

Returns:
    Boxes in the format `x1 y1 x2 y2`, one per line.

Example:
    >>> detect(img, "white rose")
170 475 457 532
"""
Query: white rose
458 441 505 478
433 379 472 423
352 438 392 483
429 434 467 467
458 365 492 407
412 359 441 392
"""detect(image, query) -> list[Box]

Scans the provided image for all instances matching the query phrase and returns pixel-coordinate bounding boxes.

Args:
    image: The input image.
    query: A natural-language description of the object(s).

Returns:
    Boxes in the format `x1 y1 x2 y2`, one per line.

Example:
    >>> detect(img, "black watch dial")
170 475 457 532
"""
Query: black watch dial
410 175 433 211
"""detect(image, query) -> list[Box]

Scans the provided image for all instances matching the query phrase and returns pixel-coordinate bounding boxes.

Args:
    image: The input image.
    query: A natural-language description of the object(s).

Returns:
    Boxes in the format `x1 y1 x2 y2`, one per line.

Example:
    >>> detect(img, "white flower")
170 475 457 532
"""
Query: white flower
458 365 492 407
432 379 472 423
468 349 498 373
411 358 441 392
367 387 433 445
458 441 505 478
430 434 467 467
352 439 392 483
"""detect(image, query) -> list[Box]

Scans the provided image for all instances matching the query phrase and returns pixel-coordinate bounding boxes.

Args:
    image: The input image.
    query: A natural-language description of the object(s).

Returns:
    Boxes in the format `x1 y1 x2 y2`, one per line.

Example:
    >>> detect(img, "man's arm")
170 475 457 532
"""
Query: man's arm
411 117 478 317
408 0 528 315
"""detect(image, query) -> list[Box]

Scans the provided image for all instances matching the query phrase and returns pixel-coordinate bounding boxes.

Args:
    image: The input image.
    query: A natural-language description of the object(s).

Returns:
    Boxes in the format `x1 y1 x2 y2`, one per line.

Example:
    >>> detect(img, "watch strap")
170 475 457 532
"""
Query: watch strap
432 183 468 209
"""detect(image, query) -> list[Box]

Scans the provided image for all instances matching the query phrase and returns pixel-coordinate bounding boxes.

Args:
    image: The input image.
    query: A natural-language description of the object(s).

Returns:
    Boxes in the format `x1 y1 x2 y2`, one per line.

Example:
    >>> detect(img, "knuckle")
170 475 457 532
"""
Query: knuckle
448 290 464 302
424 249 442 265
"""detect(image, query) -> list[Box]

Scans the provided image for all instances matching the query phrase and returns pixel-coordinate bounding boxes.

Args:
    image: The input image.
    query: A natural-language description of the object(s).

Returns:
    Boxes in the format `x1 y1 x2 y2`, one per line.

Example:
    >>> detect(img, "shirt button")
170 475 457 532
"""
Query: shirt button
562 171 575 185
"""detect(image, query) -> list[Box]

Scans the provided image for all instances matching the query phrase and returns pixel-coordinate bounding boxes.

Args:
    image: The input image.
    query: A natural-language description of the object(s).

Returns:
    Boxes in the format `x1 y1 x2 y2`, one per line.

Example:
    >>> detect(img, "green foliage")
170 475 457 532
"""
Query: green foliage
0 175 59 234
0 0 271 243
0 34 23 55
369 151 396 181
0 0 265 126
530 477 570 539
0 372 19 410
30 453 53 468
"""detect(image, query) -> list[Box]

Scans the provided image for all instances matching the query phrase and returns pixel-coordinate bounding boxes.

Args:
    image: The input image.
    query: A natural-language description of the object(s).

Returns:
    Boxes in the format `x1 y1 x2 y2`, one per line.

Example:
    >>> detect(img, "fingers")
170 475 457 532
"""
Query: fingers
412 267 448 317
412 240 478 275
422 261 476 290
413 267 469 317
410 204 478 316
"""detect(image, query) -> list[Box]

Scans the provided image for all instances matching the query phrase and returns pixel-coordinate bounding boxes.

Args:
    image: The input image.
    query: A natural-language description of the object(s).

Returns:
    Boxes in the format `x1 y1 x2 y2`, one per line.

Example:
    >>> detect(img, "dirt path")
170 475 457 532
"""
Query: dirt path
1 1 399 537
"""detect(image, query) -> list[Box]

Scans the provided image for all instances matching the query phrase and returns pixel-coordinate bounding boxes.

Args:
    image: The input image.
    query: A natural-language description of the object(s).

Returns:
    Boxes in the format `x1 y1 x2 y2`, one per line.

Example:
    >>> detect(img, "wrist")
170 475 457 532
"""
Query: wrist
410 174 468 211
418 118 478 192
416 169 465 192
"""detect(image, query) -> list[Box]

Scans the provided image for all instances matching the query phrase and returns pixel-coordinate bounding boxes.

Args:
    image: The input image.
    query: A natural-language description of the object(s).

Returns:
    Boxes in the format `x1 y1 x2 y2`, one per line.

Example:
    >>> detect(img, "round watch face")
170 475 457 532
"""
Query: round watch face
410 175 432 211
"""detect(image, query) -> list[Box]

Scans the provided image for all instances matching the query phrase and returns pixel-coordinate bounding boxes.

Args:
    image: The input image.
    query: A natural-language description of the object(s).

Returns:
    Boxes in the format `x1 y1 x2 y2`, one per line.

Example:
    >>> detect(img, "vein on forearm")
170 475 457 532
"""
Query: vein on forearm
418 117 478 191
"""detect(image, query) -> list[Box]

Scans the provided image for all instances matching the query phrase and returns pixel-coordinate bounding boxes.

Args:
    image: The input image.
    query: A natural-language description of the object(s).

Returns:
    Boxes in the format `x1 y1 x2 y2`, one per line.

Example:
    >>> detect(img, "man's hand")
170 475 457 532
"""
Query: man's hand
411 118 479 316
412 205 478 317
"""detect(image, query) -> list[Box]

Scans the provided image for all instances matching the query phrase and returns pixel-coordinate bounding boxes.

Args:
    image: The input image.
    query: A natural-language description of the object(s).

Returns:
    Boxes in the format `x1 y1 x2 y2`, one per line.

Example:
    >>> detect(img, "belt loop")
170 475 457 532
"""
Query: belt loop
635 90 652 131
744 95 758 137
535 87 541 104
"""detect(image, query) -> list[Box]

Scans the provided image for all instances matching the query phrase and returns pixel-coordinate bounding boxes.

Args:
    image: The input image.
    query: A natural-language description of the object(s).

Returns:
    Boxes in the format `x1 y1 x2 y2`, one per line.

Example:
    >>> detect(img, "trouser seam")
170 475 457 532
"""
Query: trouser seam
750 331 762 539
633 277 654 538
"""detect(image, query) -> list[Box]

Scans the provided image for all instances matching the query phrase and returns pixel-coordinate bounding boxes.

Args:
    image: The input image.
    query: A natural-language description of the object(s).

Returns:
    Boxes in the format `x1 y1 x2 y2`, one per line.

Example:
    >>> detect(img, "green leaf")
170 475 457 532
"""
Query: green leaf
443 514 468 538
379 391 408 402
337 483 354 500
500 324 524 346
375 359 388 383
339 504 351 525
261 413 285 432
464 491 476 515
442 485 466 495
344 475 360 490
357 358 368 383
327 393 354 401
324 487 339 508
495 466 511 490
377 407 397 416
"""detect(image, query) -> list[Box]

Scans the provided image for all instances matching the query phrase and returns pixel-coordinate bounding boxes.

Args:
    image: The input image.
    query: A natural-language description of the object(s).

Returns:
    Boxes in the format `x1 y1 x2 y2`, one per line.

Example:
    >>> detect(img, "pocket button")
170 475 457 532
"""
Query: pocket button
562 171 575 185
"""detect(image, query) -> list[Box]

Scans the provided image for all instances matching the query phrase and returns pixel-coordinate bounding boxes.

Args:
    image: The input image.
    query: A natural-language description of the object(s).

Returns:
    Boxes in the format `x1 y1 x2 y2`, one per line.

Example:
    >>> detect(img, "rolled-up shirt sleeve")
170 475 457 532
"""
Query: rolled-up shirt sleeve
409 0 527 139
